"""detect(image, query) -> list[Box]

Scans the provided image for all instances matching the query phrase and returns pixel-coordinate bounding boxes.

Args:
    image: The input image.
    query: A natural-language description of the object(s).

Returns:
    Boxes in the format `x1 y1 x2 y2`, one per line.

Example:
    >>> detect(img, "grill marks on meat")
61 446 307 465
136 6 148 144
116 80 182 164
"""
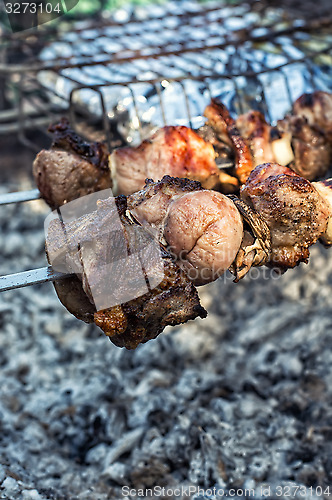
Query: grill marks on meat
241 163 330 270
33 118 112 210
46 191 206 349
204 98 254 184
110 126 219 195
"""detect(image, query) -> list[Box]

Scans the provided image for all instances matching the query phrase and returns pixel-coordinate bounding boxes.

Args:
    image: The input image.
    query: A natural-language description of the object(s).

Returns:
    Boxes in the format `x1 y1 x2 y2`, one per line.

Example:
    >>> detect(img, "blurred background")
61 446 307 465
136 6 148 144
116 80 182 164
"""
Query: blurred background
0 1 332 499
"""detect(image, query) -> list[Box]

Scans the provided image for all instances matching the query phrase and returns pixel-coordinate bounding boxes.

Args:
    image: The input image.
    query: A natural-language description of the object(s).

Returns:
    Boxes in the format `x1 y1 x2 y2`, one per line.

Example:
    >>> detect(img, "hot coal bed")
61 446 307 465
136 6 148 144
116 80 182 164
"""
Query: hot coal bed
1 1 332 499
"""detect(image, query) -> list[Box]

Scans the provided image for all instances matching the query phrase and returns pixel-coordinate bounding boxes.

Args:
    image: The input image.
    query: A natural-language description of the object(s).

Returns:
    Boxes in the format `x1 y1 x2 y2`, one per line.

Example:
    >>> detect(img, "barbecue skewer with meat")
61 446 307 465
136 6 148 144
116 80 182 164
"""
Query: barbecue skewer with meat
110 91 332 191
47 164 332 349
47 192 208 349
110 126 222 195
33 118 113 210
33 92 332 208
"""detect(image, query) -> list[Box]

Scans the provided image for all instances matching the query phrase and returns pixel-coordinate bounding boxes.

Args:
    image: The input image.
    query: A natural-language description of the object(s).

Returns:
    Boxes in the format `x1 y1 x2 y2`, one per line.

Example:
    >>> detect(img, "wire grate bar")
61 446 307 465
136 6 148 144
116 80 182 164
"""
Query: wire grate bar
1 18 331 76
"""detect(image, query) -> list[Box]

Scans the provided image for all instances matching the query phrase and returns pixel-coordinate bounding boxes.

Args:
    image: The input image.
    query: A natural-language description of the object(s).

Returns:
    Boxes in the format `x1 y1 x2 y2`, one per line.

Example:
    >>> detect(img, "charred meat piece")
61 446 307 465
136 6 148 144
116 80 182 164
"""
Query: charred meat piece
33 118 112 209
110 125 220 195
236 110 275 167
292 91 332 142
94 243 207 349
46 192 206 349
204 98 253 184
276 115 331 180
241 163 330 270
196 123 234 166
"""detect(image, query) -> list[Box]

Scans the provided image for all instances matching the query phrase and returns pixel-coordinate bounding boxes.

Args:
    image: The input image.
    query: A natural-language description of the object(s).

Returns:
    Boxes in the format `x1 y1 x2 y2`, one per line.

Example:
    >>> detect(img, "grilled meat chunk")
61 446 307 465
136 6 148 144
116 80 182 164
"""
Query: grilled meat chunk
46 192 206 349
33 118 112 209
127 176 243 285
164 190 243 285
236 110 275 167
276 115 331 180
110 125 220 195
313 179 332 246
204 98 254 184
241 163 330 270
293 91 332 141
94 245 207 349
127 175 202 236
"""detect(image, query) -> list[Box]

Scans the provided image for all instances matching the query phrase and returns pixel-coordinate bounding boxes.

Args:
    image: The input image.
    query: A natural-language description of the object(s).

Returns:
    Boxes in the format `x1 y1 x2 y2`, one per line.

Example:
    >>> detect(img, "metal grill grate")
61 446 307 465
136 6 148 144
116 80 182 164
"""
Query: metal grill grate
0 0 332 150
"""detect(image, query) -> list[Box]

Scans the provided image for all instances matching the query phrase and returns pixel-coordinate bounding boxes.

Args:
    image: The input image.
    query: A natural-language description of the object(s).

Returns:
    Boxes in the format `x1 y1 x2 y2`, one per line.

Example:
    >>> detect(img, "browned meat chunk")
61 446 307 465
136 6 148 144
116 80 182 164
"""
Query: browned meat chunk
127 175 243 285
204 99 253 184
94 244 207 349
164 189 243 285
312 179 332 245
276 115 331 180
127 175 202 235
241 163 330 270
110 126 220 195
33 118 112 209
236 110 275 167
293 91 332 141
46 192 206 349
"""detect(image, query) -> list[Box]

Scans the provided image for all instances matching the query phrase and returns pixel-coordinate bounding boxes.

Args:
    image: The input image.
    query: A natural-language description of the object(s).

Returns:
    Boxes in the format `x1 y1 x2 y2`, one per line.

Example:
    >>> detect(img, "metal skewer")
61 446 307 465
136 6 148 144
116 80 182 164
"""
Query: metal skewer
0 189 41 205
0 266 72 293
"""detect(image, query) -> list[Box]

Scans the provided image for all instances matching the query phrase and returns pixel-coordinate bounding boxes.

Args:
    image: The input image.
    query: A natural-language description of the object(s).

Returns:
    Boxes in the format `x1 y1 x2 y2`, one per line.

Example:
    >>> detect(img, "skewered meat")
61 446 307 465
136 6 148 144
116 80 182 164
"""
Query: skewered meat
164 190 243 285
196 123 234 166
204 98 254 184
276 115 331 180
33 92 332 211
312 179 332 245
205 95 331 183
127 176 243 285
46 193 206 349
292 91 332 141
127 175 202 237
110 126 220 195
33 118 112 210
236 110 275 167
46 168 332 348
240 163 330 270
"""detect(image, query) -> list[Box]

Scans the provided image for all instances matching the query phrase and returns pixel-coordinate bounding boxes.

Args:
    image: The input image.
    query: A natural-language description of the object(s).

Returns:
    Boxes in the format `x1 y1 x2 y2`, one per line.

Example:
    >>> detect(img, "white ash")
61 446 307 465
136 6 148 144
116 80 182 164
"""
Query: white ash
0 195 332 500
